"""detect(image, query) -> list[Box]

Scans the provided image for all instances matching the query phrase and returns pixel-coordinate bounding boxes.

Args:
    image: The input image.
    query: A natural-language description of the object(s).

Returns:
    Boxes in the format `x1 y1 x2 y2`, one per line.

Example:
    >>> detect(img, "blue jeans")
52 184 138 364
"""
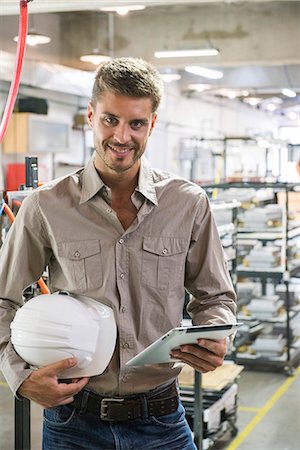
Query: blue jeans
43 399 196 450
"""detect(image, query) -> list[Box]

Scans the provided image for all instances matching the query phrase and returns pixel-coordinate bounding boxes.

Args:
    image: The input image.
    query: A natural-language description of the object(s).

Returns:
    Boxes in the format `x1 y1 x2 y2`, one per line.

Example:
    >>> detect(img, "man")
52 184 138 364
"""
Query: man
296 159 300 178
0 57 236 449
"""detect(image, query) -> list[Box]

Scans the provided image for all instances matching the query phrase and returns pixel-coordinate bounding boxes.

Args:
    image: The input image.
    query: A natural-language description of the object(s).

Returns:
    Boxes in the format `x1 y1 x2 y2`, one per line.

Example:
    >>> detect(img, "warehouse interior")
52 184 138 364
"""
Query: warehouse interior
0 1 300 449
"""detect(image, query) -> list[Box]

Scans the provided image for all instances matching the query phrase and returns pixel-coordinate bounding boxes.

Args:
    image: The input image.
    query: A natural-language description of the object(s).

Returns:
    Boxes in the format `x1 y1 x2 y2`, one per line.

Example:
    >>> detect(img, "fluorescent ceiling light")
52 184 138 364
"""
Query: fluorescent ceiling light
243 97 261 106
161 73 181 83
80 50 111 65
188 83 211 93
288 111 298 120
100 5 146 15
155 48 219 58
217 89 237 99
258 139 270 148
14 31 51 47
266 103 276 112
185 66 223 80
282 88 297 98
227 91 237 99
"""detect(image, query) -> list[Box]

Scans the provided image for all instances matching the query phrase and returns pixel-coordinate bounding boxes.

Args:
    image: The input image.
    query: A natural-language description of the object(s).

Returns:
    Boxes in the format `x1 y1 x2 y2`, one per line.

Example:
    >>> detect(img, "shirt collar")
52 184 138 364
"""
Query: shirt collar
137 156 158 206
79 155 105 204
79 154 158 206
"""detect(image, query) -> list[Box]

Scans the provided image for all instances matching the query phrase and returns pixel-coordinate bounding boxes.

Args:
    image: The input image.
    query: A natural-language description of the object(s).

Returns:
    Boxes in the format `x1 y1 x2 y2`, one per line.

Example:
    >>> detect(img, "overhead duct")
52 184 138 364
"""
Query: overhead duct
0 51 94 98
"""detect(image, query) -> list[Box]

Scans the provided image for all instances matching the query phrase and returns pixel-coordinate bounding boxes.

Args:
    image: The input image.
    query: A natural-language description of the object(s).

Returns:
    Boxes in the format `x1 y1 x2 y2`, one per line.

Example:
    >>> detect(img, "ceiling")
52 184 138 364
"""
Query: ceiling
0 0 300 118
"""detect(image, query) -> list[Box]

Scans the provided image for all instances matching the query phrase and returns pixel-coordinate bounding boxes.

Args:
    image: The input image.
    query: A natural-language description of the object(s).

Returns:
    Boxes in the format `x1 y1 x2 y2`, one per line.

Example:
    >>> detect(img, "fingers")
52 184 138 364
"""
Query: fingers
171 338 227 373
59 377 90 397
175 353 217 373
197 338 227 358
56 381 89 407
34 377 89 409
17 359 90 409
49 377 89 408
41 357 78 377
58 396 77 406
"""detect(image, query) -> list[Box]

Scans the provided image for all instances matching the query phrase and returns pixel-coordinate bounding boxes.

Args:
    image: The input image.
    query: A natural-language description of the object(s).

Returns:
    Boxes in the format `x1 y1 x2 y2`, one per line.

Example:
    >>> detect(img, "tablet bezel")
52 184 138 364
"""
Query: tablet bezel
126 323 239 366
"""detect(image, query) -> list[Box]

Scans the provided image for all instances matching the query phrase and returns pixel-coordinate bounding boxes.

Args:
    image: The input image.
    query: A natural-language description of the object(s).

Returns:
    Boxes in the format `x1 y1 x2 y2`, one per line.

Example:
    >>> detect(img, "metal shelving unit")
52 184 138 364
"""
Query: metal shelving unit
181 200 241 449
180 373 239 450
203 181 300 375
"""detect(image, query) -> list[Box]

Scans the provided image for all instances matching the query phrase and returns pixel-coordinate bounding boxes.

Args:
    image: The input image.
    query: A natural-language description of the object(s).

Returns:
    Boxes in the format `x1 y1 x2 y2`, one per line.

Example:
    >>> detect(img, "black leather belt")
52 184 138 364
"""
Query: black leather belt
71 381 179 422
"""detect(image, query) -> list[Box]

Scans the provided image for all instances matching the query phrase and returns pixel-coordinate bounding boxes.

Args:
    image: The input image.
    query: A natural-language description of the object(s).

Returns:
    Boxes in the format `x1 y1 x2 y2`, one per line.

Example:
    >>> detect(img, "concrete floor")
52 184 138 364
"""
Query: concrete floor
0 368 299 450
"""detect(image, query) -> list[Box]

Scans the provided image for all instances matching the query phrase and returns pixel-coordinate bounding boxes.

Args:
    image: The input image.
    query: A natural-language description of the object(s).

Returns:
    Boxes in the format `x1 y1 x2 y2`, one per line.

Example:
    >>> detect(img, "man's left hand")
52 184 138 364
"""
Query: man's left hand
170 338 227 373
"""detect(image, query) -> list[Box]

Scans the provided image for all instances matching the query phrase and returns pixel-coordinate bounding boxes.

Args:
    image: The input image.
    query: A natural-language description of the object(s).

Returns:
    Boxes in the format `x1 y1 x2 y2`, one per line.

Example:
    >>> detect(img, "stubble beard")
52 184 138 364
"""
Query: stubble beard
95 139 145 173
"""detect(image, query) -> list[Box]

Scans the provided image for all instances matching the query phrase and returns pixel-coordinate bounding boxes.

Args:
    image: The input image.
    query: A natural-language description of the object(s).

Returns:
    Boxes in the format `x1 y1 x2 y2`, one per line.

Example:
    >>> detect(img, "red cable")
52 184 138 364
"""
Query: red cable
0 2 49 295
0 1 29 144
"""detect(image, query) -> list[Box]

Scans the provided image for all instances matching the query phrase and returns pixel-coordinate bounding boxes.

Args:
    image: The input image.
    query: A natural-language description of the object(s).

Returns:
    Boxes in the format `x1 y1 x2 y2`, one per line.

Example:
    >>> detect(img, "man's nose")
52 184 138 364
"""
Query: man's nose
113 124 131 143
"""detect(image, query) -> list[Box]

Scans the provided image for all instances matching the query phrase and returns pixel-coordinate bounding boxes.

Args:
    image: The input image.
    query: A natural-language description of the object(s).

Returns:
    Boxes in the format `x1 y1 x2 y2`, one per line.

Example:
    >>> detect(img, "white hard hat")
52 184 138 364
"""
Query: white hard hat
10 292 117 378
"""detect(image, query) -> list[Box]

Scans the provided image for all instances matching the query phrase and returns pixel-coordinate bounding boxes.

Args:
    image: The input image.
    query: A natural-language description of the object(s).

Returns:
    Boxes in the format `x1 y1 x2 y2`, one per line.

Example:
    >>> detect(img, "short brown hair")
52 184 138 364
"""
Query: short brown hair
91 57 163 112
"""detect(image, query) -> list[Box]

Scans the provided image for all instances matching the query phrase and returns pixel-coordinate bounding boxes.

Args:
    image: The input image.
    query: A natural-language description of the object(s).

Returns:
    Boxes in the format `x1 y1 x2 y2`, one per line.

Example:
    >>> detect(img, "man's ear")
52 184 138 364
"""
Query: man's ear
149 114 157 135
87 101 94 128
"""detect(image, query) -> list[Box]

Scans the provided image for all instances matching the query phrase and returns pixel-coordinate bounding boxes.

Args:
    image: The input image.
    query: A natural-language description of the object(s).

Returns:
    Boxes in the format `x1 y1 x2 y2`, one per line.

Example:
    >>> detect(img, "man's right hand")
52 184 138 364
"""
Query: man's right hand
18 357 89 408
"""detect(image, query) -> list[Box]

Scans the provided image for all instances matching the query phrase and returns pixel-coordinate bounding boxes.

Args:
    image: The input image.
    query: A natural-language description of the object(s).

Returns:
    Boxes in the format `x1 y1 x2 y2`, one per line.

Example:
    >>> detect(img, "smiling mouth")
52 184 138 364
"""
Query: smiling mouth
108 144 134 156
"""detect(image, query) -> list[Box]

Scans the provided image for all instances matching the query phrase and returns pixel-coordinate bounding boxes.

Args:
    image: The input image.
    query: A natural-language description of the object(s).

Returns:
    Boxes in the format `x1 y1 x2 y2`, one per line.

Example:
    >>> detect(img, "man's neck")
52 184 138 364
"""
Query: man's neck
96 163 140 198
110 174 139 198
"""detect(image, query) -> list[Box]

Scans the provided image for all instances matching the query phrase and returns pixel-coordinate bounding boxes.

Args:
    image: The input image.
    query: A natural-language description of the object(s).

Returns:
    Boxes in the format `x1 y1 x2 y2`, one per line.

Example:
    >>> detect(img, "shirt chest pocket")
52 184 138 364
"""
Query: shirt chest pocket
142 237 187 291
57 240 102 293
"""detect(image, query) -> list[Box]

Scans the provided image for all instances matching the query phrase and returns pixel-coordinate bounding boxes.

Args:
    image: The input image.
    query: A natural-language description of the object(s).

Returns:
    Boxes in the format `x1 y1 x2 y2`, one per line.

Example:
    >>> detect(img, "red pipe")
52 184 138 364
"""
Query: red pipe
3 203 15 224
0 1 29 144
0 2 49 295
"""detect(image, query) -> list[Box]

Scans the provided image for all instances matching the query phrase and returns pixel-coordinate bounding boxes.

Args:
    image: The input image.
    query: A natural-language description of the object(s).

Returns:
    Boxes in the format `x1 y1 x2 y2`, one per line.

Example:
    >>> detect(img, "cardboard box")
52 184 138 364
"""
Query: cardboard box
179 363 244 391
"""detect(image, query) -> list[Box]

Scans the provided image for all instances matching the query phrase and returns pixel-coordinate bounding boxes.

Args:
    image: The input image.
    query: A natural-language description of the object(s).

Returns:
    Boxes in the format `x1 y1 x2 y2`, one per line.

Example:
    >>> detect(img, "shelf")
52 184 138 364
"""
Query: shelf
180 382 239 449
237 263 300 280
179 364 242 449
237 225 300 241
289 262 300 277
204 181 300 191
238 305 300 324
211 200 241 211
217 223 235 236
237 346 300 366
237 262 300 278
204 180 300 375
237 265 285 279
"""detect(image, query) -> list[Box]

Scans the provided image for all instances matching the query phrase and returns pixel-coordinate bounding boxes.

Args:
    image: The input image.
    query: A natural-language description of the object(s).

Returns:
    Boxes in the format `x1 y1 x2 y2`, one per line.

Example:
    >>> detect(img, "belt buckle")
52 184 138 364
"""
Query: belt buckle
100 397 125 421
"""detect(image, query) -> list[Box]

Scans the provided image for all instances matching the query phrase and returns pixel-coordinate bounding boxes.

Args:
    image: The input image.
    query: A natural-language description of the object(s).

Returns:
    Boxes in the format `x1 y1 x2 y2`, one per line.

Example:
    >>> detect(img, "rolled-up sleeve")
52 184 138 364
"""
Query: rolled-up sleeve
185 192 237 325
0 193 51 395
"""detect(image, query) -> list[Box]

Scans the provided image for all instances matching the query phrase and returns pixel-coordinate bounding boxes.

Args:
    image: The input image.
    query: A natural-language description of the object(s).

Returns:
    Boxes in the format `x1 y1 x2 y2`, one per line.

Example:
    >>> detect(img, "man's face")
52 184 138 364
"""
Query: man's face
87 91 157 175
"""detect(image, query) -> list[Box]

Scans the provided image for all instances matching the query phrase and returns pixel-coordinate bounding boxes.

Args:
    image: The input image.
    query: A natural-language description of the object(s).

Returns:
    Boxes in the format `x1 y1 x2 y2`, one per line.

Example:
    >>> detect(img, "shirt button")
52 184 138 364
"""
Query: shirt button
106 208 112 213
74 251 81 258
120 273 125 279
121 306 126 313
122 342 130 349
162 248 168 255
119 238 124 244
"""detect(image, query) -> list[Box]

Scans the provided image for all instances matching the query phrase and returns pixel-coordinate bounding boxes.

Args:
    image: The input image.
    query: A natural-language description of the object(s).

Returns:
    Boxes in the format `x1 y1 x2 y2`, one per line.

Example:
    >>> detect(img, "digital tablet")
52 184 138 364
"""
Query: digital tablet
126 323 239 366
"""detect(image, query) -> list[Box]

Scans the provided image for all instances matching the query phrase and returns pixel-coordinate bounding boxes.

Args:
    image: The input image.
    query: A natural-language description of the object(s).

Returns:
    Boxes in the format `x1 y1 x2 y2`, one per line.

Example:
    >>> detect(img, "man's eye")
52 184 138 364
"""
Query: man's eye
130 121 145 130
103 116 118 126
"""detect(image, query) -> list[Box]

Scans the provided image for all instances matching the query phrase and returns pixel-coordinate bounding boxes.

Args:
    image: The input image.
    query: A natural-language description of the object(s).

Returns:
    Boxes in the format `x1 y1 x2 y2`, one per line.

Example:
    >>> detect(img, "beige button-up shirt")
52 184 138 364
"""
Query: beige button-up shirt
0 156 236 396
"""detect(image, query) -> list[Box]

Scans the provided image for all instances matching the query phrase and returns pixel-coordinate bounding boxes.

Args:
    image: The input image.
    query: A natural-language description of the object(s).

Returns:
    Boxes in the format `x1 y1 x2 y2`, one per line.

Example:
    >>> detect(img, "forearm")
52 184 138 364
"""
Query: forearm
0 336 34 396
185 192 237 325
187 291 237 325
0 297 31 394
0 193 51 394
